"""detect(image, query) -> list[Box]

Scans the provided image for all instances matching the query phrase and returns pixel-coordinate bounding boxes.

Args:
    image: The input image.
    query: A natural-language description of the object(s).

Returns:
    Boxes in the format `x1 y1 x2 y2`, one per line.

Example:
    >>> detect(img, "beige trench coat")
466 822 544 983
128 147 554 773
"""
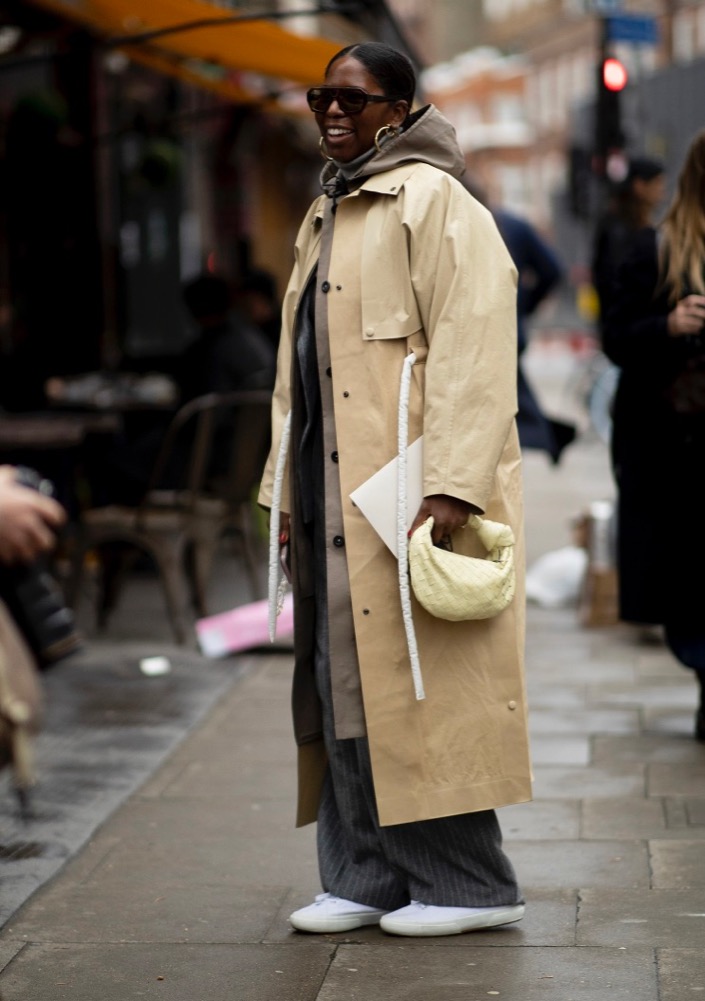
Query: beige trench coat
259 160 533 828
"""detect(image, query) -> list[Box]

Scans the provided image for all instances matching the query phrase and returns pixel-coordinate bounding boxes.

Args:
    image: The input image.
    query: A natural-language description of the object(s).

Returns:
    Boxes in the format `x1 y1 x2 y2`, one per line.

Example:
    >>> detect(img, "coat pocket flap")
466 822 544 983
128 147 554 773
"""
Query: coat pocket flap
361 310 422 341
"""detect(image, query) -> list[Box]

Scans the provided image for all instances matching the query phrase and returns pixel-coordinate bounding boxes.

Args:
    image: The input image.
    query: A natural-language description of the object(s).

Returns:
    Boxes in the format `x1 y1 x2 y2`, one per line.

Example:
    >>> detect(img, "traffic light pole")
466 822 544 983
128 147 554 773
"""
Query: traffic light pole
594 15 627 182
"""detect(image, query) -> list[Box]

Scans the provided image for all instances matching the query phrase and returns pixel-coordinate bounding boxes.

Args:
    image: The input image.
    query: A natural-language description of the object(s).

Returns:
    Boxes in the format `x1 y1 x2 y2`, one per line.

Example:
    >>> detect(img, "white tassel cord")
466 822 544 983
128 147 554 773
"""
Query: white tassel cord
397 352 425 700
268 410 292 642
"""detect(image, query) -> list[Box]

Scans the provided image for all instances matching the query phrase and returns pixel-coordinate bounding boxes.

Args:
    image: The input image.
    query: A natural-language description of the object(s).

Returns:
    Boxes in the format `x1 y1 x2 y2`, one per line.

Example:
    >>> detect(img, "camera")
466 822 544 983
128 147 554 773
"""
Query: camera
0 467 82 668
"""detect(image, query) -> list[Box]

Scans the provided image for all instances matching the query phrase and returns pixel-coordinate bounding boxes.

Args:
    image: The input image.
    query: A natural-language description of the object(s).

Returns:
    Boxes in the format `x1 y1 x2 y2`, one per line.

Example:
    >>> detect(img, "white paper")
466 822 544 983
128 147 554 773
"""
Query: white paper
349 436 424 556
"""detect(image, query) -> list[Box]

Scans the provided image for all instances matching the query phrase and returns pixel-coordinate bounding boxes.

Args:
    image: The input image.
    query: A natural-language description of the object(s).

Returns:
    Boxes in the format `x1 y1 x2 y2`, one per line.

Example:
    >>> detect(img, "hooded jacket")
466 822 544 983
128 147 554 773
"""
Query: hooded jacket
259 105 532 827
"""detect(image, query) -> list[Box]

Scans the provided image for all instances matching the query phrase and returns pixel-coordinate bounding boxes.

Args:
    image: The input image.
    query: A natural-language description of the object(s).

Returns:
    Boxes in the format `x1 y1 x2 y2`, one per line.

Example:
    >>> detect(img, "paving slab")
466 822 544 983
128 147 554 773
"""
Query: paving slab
509 839 650 890
500 799 581 840
0 646 245 927
657 949 705 1001
592 733 705 765
577 888 705 946
523 683 589 708
580 797 698 841
2 880 294 944
649 840 705 888
527 707 640 735
316 943 658 1001
642 707 699 737
585 681 697 709
528 734 591 765
684 798 705 825
531 762 645 799
647 761 705 797
0 940 24 973
0 942 335 1001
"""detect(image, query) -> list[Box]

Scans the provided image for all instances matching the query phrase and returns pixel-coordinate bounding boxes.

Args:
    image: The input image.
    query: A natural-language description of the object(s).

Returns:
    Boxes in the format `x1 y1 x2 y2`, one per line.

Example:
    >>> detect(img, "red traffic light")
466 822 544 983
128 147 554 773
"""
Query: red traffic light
602 57 628 92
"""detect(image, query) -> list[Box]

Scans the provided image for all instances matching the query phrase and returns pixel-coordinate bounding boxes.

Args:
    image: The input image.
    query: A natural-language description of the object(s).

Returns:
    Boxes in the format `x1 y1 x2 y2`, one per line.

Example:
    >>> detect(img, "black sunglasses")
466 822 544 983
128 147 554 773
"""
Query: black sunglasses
306 86 401 115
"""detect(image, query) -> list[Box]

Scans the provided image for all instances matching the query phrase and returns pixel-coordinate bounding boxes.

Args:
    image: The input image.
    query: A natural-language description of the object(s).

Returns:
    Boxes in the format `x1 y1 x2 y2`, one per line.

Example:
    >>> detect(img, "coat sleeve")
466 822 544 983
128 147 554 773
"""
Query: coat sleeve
405 175 519 511
258 200 320 512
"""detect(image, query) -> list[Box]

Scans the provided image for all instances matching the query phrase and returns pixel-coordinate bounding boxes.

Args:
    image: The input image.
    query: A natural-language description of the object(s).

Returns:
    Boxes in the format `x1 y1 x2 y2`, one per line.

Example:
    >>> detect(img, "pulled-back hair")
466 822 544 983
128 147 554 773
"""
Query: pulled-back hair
659 130 705 303
325 42 416 107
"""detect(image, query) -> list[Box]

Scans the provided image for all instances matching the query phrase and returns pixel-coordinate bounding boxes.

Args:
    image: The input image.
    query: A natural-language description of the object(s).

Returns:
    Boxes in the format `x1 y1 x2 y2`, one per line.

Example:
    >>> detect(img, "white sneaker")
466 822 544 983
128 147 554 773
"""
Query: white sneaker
380 900 525 937
289 893 389 933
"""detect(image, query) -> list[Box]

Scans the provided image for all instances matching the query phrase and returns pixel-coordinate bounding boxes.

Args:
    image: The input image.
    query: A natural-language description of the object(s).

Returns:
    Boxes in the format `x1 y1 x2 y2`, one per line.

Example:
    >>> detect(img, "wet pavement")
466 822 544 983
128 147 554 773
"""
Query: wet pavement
1 342 704 999
0 640 248 927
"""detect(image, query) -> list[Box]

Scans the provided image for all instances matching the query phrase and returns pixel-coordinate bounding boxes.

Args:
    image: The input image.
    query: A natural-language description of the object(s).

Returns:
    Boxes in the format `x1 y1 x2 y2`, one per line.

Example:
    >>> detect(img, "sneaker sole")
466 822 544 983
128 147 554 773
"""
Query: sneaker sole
289 911 387 933
380 905 525 937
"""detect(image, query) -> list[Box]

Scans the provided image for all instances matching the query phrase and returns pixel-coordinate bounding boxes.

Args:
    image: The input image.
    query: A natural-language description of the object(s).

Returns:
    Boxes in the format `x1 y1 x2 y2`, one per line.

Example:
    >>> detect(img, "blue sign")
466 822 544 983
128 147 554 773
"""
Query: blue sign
606 14 660 45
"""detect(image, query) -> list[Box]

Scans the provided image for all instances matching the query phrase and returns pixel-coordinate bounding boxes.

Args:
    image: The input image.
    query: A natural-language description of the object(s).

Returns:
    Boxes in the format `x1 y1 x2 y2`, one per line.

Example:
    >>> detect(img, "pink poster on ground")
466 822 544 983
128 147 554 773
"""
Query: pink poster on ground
196 593 294 657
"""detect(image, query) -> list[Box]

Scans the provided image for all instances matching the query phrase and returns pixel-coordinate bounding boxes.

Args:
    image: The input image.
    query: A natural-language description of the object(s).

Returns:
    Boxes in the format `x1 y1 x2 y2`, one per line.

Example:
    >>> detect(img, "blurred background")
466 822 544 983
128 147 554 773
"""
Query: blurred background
0 0 702 387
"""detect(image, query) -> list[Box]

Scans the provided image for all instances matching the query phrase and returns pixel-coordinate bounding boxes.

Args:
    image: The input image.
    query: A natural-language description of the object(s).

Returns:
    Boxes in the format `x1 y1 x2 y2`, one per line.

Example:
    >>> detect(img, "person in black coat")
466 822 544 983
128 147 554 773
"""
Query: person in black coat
591 155 666 342
493 209 576 464
178 273 276 400
603 130 705 741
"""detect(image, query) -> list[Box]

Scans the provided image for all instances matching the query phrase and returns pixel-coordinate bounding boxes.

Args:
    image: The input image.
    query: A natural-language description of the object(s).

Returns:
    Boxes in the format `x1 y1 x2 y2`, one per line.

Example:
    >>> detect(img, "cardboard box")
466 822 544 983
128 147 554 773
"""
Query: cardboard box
580 566 619 627
578 499 619 627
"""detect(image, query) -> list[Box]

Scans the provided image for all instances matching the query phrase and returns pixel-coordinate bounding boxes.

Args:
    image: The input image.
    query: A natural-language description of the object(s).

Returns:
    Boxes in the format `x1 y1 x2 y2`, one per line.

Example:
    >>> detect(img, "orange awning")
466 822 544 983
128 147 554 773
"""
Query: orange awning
29 0 343 90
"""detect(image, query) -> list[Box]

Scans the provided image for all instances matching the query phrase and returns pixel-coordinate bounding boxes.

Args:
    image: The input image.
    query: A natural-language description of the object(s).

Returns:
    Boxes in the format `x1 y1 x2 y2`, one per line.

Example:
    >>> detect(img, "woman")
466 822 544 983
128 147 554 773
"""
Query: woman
259 42 532 937
591 155 666 340
603 131 705 741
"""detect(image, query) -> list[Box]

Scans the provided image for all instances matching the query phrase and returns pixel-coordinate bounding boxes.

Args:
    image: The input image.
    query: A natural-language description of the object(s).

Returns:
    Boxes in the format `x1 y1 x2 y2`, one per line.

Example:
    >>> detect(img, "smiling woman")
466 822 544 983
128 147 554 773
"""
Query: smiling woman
311 47 412 163
258 41 531 940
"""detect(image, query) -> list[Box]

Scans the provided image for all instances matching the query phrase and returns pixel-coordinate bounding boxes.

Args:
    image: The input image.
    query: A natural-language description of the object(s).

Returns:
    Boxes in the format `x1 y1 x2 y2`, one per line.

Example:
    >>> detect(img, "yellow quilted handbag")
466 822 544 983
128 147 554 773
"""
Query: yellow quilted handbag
409 514 516 621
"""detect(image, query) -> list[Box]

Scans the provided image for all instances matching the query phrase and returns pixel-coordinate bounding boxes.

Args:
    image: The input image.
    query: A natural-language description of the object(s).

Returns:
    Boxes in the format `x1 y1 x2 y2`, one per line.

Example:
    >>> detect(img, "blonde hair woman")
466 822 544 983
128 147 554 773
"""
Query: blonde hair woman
604 130 705 741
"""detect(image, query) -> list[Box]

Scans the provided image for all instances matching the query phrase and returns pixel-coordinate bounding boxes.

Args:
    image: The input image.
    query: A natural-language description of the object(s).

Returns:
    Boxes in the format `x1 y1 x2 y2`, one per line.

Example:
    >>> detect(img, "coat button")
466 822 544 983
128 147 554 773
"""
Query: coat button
508 700 517 710
326 367 332 377
333 535 345 547
363 608 370 615
343 391 350 398
331 451 338 463
365 328 374 337
321 281 330 293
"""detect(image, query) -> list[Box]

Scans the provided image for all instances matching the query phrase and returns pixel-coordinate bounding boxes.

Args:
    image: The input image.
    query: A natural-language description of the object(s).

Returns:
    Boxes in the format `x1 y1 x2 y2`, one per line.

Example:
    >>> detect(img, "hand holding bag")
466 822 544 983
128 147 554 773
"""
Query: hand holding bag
409 514 516 621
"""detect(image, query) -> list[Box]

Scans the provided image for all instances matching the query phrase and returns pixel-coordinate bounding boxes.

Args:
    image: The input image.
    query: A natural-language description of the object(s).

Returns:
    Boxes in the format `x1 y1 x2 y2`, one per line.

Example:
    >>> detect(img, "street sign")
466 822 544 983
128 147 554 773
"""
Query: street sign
606 14 660 45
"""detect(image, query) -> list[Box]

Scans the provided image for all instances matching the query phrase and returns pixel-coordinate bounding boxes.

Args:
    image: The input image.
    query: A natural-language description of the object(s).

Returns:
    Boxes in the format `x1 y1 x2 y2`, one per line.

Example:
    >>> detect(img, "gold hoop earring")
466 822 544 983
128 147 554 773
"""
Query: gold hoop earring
319 136 333 161
374 124 400 153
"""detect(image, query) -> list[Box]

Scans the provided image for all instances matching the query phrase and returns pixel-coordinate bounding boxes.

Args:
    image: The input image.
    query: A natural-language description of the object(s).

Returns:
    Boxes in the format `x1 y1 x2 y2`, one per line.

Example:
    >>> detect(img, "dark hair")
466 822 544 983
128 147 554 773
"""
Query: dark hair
182 273 231 318
239 268 277 301
626 155 665 184
325 42 416 106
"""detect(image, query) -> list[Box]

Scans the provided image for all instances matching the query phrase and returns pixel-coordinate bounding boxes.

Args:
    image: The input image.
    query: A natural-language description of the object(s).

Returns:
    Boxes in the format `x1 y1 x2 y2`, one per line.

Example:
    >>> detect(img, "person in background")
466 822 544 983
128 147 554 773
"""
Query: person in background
178 272 276 399
259 42 531 939
591 155 666 340
603 131 705 741
467 178 574 464
235 268 282 353
493 207 576 465
86 272 276 506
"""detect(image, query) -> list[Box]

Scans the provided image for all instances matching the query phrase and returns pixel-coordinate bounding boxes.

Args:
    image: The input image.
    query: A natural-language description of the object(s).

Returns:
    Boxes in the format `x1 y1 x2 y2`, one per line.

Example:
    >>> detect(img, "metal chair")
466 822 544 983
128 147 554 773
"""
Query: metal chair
66 390 272 643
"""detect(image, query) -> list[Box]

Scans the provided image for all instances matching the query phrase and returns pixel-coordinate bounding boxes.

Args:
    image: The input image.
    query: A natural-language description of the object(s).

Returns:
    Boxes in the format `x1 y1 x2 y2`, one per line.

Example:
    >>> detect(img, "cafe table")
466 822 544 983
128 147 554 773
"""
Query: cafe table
0 412 121 453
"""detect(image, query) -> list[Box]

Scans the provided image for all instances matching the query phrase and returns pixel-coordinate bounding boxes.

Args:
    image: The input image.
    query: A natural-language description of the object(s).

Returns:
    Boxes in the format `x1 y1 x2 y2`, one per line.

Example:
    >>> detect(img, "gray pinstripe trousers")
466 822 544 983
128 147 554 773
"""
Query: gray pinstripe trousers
313 581 523 912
